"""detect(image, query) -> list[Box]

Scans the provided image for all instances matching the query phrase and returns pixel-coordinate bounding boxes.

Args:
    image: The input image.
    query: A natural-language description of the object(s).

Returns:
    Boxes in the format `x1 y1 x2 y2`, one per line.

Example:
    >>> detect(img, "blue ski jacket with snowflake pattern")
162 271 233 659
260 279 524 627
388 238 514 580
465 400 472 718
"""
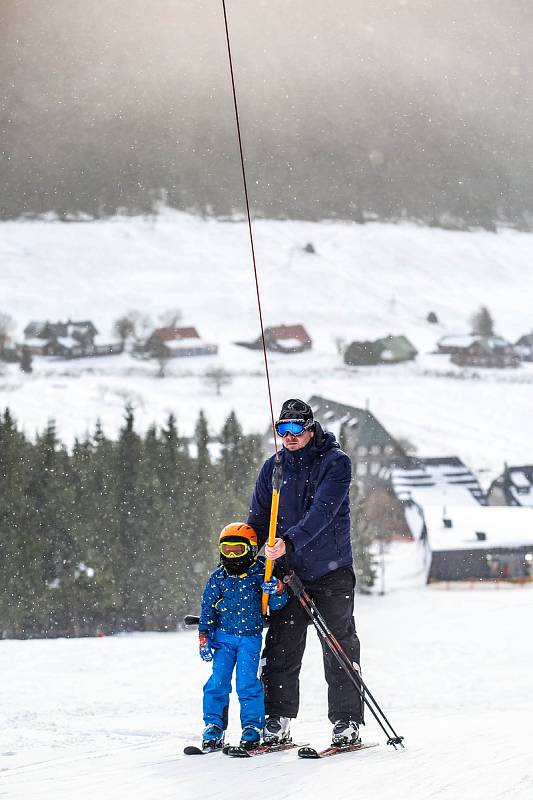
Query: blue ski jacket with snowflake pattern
198 558 287 638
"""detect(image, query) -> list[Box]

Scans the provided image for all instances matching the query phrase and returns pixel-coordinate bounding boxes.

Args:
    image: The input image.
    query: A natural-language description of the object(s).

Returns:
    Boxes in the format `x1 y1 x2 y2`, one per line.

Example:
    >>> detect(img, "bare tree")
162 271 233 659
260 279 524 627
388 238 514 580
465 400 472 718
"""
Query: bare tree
158 308 183 328
19 344 33 373
334 336 346 357
203 366 232 396
151 338 170 378
124 309 153 341
0 312 15 353
112 315 135 347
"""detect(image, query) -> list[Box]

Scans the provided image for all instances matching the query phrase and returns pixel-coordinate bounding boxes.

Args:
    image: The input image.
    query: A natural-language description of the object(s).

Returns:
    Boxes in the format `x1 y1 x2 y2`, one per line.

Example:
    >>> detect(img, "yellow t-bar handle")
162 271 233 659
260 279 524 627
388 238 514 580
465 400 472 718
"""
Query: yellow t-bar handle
262 459 282 616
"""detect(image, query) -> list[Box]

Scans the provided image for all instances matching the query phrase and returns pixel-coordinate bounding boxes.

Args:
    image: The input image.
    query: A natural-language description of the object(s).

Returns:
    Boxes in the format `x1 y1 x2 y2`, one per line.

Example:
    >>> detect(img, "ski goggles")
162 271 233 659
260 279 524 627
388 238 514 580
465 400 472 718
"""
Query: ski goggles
275 419 309 437
219 541 251 558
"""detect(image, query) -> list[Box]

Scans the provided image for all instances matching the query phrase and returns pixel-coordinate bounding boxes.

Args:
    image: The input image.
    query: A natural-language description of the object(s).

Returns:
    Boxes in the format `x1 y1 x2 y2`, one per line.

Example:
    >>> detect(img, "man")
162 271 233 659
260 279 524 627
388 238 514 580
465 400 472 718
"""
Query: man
247 398 363 747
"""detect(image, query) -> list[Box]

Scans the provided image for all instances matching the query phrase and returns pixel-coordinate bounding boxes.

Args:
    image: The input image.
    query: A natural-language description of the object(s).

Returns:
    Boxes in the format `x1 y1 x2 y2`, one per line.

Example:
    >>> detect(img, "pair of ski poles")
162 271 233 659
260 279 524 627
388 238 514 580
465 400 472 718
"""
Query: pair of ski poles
261 460 404 749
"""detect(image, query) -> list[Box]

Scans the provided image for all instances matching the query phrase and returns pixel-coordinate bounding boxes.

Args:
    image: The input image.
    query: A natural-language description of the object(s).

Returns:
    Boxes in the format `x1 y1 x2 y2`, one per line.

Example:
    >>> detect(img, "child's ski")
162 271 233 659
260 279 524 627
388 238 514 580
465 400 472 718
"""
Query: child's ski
298 741 379 759
223 741 305 758
184 744 223 756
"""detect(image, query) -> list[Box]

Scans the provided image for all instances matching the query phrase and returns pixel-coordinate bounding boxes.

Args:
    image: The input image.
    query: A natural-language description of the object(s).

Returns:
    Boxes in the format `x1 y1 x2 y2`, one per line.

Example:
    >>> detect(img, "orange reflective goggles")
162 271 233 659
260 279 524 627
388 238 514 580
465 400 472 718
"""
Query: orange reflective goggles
219 541 251 558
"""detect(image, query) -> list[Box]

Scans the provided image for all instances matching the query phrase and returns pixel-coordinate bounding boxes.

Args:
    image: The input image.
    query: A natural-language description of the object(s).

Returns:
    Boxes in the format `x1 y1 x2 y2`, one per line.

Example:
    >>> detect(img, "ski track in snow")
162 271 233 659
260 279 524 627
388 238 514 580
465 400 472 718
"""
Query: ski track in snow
1 545 533 799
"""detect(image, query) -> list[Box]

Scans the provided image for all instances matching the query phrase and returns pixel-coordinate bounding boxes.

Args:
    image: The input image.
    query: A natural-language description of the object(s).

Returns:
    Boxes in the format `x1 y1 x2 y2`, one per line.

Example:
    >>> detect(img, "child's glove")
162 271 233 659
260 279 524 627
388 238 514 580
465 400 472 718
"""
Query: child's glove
199 634 217 662
262 576 283 595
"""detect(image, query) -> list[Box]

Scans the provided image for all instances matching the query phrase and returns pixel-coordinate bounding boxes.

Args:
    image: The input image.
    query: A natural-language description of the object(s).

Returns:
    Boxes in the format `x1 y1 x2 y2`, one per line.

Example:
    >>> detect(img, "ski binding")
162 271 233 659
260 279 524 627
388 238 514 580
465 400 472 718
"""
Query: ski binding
184 742 224 755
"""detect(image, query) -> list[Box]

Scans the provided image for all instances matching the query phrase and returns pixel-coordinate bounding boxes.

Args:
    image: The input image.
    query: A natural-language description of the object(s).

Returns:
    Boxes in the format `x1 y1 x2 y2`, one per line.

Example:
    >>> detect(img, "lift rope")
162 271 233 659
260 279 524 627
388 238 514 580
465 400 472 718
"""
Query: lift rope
221 1 280 614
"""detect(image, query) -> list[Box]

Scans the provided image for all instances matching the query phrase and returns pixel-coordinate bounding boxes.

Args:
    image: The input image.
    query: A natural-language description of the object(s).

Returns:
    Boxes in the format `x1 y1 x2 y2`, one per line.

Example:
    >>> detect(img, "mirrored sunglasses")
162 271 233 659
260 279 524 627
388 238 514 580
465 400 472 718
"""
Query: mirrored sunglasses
275 419 306 437
219 541 251 558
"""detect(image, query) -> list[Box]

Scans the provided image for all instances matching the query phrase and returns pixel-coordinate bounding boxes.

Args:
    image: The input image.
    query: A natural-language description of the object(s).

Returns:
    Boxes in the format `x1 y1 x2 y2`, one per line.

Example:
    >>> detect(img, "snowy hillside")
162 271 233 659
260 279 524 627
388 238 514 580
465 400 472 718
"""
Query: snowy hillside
2 210 533 479
2 543 532 800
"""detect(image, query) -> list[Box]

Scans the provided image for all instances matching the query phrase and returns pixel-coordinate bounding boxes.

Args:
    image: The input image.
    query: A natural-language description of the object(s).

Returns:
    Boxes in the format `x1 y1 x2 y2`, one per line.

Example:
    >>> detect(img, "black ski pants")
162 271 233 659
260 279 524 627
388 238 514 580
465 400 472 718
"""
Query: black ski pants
261 566 363 724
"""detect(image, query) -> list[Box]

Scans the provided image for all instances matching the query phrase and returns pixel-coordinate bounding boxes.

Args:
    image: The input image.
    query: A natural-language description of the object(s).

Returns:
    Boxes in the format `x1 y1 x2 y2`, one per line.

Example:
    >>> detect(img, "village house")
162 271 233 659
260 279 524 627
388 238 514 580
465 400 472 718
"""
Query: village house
436 334 480 355
141 326 218 358
422 505 533 583
385 456 486 539
515 332 533 362
450 336 520 368
236 324 312 354
21 319 121 359
344 334 417 366
307 396 406 480
487 465 533 507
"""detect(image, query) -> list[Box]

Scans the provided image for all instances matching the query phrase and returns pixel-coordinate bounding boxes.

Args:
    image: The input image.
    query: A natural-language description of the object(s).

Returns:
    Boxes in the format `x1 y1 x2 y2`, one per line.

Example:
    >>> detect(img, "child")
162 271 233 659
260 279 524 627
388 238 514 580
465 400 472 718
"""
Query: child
198 522 288 750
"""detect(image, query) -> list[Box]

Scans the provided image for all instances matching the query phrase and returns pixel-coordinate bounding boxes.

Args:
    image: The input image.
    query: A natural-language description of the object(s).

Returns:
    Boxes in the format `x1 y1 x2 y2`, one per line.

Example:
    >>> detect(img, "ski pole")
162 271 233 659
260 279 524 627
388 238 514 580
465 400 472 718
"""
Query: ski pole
262 459 282 616
284 571 405 749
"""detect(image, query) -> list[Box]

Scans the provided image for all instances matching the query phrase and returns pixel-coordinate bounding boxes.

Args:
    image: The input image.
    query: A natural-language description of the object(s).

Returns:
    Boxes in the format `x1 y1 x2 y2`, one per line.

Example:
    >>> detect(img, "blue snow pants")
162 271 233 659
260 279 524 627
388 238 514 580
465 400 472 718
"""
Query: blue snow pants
203 630 264 729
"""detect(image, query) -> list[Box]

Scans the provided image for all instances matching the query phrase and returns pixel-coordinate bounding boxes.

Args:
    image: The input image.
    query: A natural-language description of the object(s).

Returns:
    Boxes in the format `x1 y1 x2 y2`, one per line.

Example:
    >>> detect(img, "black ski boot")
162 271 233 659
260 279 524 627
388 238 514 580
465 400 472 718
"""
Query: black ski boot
263 716 291 745
239 725 262 750
331 720 360 747
202 724 225 752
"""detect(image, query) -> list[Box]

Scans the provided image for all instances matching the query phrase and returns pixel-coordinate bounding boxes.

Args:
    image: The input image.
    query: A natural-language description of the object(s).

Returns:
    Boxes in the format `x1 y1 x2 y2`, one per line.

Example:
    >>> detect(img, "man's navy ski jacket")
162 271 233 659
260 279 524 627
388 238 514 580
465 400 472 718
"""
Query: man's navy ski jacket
247 424 353 581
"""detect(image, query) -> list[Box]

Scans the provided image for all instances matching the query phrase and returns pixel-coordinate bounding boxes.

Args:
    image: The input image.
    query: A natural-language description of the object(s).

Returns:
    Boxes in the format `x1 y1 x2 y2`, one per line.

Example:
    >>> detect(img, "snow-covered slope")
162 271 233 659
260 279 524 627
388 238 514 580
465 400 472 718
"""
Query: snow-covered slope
2 543 532 800
2 210 533 479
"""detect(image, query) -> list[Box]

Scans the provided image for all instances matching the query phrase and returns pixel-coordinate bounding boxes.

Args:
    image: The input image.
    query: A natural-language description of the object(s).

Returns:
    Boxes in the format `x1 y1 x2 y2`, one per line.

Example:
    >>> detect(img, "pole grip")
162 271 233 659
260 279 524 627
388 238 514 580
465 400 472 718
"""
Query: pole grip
262 460 282 615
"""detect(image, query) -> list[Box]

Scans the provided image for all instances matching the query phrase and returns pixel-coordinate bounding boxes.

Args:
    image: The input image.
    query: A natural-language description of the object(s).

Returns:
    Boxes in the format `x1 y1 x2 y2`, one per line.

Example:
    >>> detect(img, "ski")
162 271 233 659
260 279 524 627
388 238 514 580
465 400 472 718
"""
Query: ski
298 741 379 759
223 741 306 758
184 744 223 756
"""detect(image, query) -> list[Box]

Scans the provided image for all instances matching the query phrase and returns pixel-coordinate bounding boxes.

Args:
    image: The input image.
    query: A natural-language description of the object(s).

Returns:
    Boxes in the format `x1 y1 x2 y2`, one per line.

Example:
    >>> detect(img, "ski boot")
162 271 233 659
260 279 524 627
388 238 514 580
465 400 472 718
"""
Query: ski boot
239 725 262 750
263 716 291 745
202 723 225 752
331 719 360 747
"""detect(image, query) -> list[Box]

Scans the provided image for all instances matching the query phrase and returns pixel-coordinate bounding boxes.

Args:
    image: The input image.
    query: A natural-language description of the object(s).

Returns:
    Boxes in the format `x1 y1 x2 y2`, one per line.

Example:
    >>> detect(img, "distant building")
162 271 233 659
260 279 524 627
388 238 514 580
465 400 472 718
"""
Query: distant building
308 396 406 481
436 334 479 355
24 320 98 344
487 465 533 508
21 319 121 359
19 338 54 356
450 336 520 369
515 332 533 362
141 326 218 358
388 456 486 507
385 456 486 540
423 505 533 582
236 324 312 354
344 334 417 366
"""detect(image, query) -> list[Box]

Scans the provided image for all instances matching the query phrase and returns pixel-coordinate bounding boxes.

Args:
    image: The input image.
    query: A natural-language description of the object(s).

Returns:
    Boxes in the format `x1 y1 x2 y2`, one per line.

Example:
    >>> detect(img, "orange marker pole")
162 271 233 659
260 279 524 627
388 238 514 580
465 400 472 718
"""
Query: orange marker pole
262 460 282 616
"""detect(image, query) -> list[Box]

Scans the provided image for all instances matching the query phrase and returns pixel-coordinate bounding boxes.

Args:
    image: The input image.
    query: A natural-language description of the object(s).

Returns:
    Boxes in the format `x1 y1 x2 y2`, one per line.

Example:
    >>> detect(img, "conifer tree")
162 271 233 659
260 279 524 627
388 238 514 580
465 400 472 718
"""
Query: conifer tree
155 414 190 627
115 404 143 627
180 411 218 615
27 420 79 634
350 486 377 593
0 409 35 635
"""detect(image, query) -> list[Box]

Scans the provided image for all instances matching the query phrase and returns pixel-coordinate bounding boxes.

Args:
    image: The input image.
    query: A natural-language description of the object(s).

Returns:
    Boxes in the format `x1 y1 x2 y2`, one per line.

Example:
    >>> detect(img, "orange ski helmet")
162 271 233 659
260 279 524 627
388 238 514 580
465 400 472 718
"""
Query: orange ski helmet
219 522 258 547
218 522 258 574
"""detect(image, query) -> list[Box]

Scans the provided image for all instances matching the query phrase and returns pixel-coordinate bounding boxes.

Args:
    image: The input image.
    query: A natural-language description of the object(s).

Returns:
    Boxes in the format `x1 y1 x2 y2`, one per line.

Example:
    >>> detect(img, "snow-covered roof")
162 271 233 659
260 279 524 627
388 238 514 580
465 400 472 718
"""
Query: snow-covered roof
391 458 484 508
508 468 533 507
56 336 82 349
277 337 305 349
22 337 50 348
424 505 533 552
438 334 479 348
